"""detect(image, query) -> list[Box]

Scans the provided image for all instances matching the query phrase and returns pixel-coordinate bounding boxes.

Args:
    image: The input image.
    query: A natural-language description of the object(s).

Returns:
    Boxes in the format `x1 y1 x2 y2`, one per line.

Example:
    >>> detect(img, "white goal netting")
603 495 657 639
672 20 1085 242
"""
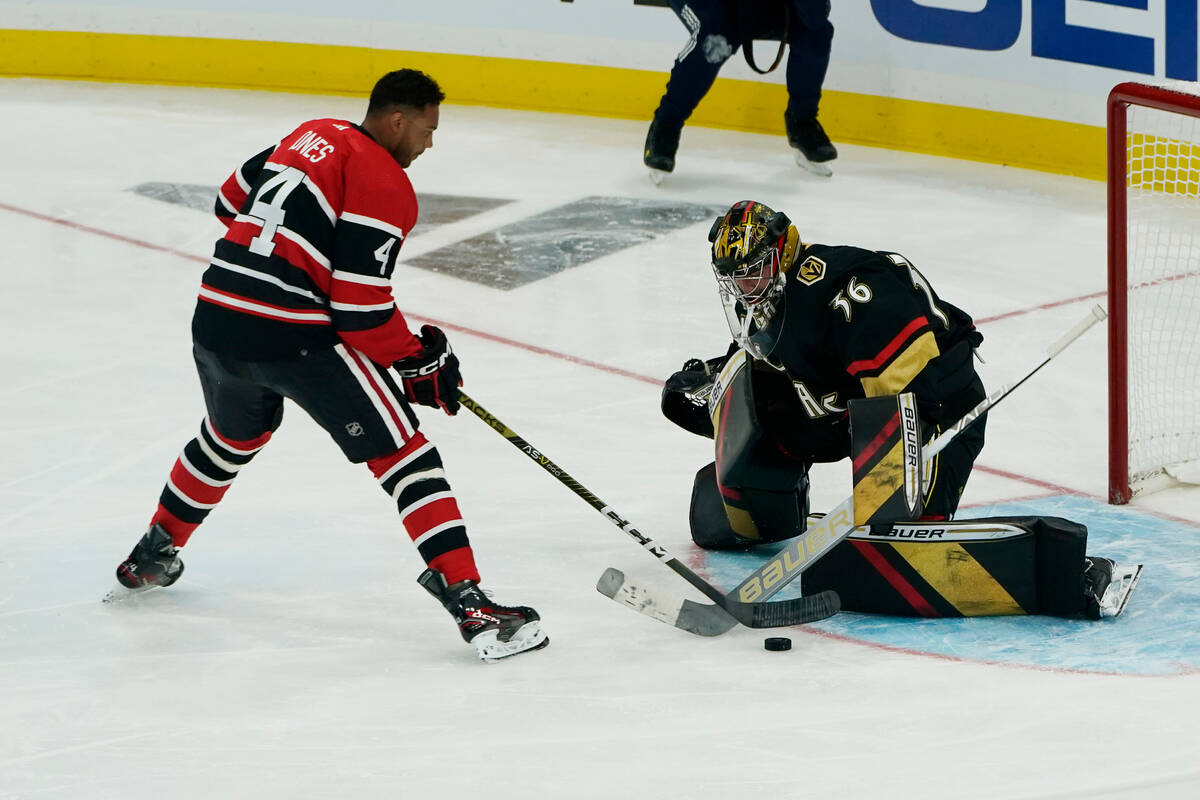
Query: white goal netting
1122 83 1200 491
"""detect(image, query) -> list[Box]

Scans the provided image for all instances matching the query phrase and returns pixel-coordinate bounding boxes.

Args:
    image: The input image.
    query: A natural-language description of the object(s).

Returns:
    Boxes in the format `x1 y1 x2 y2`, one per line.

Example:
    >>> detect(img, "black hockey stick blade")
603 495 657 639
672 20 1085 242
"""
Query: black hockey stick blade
743 588 840 628
597 567 839 635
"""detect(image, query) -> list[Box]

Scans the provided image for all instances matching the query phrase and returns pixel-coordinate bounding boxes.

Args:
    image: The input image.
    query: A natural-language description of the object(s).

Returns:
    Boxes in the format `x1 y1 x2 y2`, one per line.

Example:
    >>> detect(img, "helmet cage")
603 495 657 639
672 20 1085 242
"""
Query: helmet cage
717 280 786 362
709 202 792 360
713 241 781 307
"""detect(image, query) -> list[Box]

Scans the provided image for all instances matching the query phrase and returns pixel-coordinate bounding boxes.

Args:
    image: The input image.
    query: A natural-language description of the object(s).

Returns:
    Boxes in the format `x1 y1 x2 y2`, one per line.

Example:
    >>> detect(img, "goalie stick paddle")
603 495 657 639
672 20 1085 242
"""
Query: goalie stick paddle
457 391 840 631
605 304 1108 634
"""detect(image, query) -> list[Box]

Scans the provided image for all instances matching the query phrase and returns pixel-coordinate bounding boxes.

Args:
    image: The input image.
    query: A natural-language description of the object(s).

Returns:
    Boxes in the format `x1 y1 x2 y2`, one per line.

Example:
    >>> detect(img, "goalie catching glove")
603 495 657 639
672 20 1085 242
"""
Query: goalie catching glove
393 325 462 415
661 346 737 438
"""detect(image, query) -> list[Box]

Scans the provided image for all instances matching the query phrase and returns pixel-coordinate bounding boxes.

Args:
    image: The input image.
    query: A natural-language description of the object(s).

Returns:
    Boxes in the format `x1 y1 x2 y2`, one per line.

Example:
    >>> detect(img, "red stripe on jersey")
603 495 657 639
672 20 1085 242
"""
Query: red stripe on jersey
330 276 394 306
199 285 331 324
344 347 412 435
218 173 248 220
850 540 940 617
846 316 930 377
339 312 423 365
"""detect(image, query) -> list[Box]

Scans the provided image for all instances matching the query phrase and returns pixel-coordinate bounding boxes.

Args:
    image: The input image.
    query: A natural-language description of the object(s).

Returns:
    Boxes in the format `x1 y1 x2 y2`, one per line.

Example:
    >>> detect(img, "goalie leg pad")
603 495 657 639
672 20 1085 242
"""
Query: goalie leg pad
800 516 1090 617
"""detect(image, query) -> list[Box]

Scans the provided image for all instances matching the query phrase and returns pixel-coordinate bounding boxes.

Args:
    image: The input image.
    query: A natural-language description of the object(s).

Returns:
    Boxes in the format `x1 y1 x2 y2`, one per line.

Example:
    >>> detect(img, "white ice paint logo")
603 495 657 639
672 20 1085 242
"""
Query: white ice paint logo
345 422 364 437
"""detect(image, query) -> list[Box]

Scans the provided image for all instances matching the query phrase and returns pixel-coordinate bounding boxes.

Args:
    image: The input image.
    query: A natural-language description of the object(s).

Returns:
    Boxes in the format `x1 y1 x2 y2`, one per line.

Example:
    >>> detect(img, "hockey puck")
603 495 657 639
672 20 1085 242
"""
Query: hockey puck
764 637 792 652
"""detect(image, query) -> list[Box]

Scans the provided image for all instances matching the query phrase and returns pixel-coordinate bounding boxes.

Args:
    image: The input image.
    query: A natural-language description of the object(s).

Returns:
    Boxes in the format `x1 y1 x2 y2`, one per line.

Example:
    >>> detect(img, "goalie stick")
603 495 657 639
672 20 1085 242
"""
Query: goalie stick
601 304 1108 635
457 391 840 630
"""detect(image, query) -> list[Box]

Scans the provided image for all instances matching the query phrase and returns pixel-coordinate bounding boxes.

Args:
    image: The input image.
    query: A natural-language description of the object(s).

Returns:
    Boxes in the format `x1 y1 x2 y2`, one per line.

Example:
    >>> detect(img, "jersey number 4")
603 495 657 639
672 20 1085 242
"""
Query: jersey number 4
247 167 305 257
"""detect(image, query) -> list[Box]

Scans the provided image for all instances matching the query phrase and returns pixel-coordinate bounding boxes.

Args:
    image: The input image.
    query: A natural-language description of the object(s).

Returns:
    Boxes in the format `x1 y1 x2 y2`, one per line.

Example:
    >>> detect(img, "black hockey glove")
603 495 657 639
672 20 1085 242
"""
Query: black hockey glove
662 353 729 438
393 325 462 416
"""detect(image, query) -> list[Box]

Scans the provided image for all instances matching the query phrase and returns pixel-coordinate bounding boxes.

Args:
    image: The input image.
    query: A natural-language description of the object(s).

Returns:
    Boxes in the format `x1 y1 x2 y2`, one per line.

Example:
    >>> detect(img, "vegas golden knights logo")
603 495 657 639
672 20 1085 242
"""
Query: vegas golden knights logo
797 255 826 285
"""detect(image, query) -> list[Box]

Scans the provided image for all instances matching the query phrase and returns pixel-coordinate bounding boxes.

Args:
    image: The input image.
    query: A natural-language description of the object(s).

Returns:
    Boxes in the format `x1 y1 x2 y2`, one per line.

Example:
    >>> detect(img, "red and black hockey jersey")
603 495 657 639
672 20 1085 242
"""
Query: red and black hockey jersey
192 119 424 365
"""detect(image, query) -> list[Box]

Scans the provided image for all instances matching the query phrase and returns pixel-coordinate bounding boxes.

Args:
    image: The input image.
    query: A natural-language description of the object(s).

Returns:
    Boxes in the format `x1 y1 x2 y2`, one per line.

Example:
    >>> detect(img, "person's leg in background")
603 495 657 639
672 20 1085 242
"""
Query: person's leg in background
784 0 837 173
645 0 742 176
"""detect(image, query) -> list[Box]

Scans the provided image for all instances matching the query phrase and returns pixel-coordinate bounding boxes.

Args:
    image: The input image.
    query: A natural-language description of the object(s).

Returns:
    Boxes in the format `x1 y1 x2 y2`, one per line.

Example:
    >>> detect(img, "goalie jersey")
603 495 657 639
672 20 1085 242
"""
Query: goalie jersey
761 244 983 462
192 119 424 365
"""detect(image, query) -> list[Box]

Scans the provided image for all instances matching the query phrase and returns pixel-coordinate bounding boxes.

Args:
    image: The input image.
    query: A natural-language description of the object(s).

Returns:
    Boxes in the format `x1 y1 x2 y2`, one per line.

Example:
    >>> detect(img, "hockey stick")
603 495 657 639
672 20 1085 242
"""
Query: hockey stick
457 391 840 631
603 304 1108 633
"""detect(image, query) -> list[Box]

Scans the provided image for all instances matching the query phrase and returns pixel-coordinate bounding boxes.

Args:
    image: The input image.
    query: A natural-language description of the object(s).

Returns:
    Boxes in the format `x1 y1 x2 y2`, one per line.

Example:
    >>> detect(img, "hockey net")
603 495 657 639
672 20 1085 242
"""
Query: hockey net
1108 81 1200 504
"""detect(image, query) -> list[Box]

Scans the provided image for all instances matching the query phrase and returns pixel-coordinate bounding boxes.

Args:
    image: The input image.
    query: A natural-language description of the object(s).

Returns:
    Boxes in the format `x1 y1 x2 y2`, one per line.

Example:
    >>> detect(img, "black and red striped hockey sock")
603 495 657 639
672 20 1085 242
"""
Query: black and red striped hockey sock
368 432 480 585
150 417 272 547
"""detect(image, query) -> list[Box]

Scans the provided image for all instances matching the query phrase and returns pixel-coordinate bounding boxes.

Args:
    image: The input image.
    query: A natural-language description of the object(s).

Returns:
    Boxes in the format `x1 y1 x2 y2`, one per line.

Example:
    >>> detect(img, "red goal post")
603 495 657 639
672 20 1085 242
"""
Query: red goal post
1108 81 1200 504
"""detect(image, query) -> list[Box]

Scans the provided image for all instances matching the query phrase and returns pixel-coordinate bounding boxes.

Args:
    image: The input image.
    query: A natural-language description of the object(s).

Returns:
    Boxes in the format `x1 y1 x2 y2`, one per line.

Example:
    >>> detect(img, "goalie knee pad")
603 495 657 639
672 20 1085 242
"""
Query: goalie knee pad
689 462 809 549
661 361 719 438
686 348 814 549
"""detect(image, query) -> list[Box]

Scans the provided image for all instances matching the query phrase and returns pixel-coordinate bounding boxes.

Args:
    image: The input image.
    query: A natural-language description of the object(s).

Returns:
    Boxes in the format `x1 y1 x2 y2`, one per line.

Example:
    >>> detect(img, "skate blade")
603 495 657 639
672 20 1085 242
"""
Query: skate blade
101 583 162 603
474 623 550 663
792 150 834 177
647 168 668 186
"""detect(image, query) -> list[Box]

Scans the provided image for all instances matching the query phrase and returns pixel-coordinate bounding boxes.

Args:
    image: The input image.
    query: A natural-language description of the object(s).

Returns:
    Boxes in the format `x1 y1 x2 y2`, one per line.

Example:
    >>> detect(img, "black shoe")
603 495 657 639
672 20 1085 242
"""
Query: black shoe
115 523 184 590
644 115 682 174
418 568 549 662
785 113 837 173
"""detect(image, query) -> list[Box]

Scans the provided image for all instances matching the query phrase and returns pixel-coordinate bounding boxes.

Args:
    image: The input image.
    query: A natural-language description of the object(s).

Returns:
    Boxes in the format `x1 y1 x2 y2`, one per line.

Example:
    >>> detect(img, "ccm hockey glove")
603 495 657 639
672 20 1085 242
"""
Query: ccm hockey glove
393 325 462 416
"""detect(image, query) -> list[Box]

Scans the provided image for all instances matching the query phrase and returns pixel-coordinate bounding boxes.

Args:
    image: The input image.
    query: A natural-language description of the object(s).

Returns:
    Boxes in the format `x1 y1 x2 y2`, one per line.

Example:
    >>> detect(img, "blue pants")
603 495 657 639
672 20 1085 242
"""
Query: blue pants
658 0 833 124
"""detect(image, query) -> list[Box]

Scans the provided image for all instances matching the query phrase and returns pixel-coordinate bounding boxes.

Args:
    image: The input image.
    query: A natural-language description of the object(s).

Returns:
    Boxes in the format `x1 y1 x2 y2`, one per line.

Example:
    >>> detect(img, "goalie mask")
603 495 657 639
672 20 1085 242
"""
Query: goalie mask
709 201 798 361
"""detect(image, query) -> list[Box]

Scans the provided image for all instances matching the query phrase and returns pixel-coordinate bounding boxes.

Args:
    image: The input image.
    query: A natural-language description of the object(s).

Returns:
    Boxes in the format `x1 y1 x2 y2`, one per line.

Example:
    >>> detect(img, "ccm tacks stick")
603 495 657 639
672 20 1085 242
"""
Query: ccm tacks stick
458 391 840 631
603 304 1108 635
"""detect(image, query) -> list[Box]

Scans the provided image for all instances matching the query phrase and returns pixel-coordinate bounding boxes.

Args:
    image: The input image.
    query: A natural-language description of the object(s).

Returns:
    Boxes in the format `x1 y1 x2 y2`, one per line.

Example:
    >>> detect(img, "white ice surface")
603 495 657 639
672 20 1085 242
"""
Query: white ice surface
1 79 1198 800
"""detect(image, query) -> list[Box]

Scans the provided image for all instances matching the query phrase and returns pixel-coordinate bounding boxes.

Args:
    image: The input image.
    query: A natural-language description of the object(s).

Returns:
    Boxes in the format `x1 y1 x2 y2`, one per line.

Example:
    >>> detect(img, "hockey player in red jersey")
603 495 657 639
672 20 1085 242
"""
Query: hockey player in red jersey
108 70 548 661
661 200 1141 619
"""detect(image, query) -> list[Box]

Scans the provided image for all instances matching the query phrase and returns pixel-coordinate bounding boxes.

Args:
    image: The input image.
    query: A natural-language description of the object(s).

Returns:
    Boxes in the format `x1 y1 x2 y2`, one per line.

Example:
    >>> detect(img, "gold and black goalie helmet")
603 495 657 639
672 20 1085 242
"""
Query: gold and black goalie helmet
708 200 794 360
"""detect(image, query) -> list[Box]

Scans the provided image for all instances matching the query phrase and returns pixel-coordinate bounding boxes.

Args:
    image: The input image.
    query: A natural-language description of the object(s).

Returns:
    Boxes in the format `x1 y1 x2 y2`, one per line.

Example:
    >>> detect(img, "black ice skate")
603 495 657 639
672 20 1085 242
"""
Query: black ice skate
104 523 184 602
785 113 837 177
418 568 549 662
1083 556 1143 620
644 115 682 185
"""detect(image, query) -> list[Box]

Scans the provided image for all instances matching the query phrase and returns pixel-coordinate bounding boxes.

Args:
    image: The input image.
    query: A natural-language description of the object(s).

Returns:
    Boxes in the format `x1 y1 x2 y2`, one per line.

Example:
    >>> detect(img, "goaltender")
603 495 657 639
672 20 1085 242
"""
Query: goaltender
662 201 1141 619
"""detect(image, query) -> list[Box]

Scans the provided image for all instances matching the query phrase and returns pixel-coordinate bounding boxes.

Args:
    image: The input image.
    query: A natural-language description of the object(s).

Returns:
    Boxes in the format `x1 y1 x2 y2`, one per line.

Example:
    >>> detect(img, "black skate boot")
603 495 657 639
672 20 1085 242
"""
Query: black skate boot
644 115 682 184
418 568 549 662
785 112 837 176
105 523 184 602
1083 556 1143 620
